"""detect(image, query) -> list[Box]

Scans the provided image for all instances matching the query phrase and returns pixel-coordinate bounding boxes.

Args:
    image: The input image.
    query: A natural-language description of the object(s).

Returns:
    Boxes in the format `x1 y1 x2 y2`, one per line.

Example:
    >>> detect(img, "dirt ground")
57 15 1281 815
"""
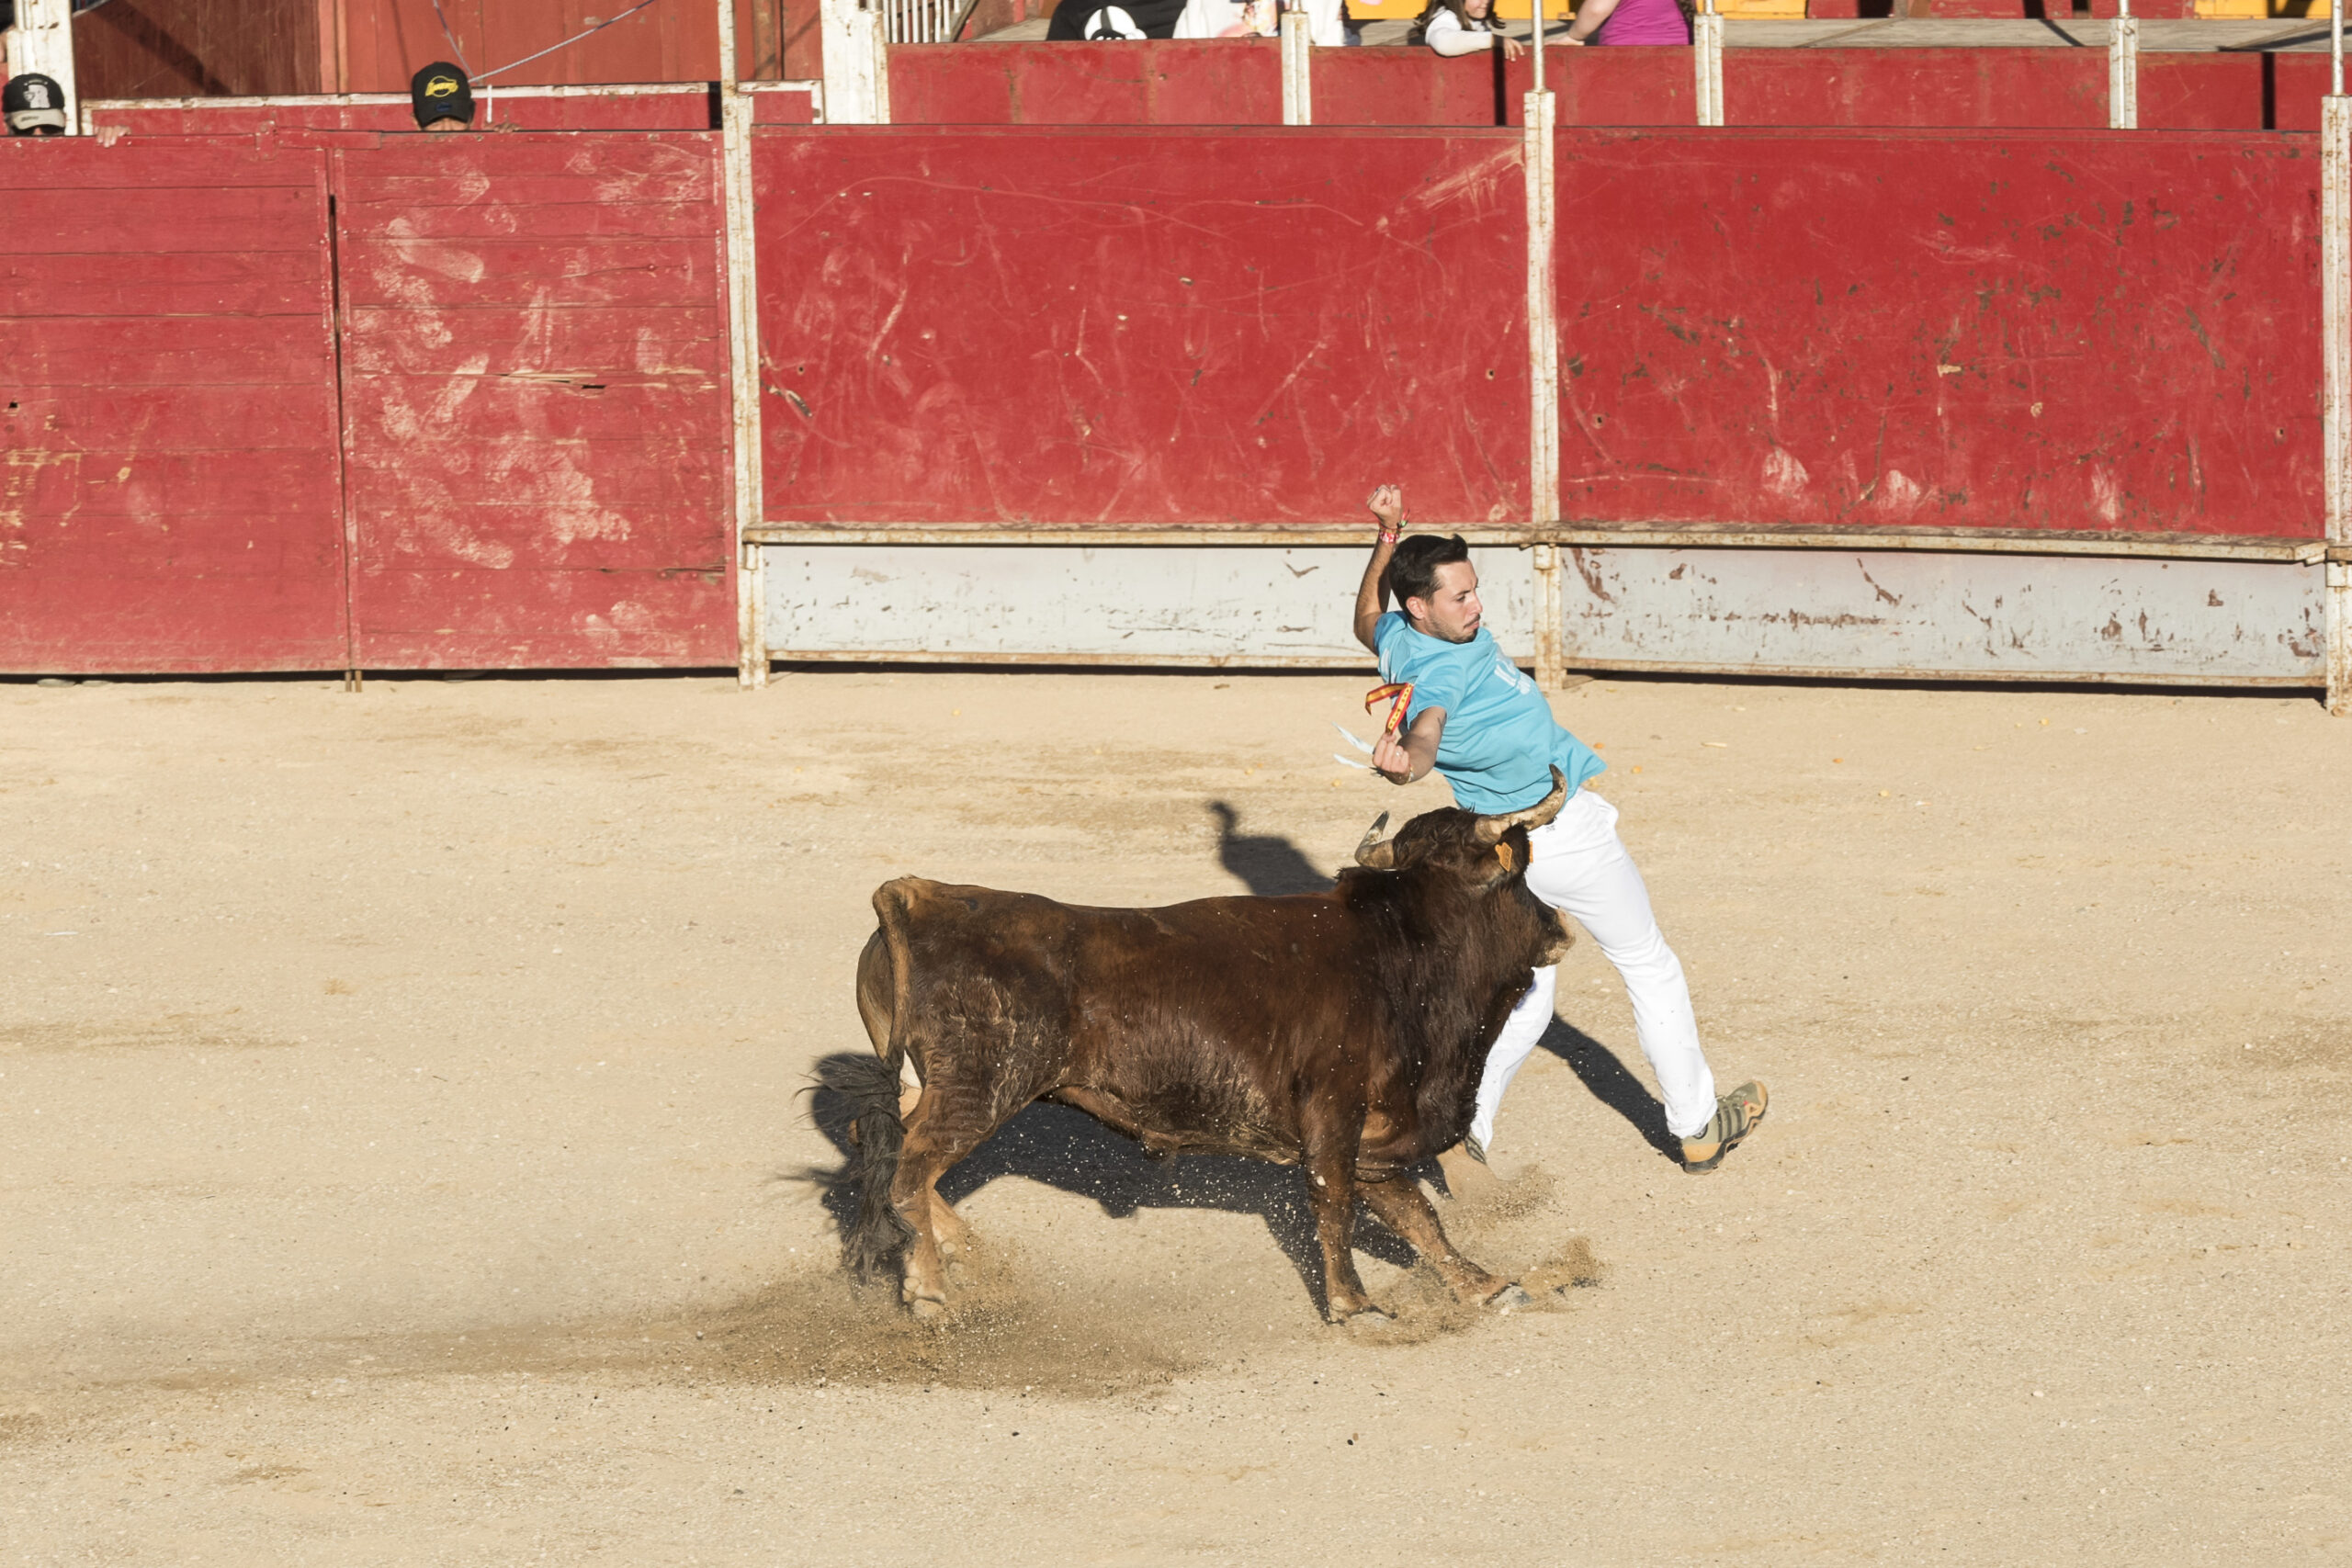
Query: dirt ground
1 667 2346 1564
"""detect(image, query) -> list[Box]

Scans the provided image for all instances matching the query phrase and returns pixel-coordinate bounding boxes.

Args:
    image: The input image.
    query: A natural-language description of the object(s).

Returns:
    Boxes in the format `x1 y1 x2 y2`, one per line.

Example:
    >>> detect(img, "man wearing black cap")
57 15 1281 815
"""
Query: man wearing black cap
4 72 68 136
410 62 474 132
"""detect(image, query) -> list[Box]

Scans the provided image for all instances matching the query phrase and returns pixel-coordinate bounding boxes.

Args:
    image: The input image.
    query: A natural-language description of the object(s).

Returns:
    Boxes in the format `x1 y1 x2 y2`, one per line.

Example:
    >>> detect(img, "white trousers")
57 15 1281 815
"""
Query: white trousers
1470 788 1718 1148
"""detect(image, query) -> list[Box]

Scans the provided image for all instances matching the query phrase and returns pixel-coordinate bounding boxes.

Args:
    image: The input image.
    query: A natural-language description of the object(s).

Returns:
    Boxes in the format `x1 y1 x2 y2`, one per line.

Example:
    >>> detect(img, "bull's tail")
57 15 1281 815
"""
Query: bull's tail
818 1052 915 1280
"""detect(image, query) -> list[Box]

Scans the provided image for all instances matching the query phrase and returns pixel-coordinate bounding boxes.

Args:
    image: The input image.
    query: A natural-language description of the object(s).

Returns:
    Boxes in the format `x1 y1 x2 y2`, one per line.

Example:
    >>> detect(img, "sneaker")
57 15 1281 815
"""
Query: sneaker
1679 1081 1768 1173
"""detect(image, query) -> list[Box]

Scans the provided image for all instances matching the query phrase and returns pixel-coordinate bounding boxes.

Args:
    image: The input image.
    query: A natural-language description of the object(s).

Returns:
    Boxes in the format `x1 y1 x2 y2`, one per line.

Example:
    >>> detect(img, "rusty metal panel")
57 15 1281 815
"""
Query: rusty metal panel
334 133 737 669
1558 547 2325 684
1552 130 2326 544
0 138 347 674
763 543 1534 665
752 126 1531 531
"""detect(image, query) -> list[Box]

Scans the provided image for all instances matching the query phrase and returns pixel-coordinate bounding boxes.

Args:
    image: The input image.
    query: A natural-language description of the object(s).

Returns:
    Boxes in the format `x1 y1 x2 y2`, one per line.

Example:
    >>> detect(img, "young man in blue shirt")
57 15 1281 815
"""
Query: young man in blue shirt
1351 485 1766 1174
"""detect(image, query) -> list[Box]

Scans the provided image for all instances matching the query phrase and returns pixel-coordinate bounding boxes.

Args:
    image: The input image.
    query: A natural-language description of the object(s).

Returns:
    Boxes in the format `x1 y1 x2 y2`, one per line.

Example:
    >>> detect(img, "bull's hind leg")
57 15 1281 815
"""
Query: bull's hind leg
888 1085 1011 1319
1358 1175 1516 1306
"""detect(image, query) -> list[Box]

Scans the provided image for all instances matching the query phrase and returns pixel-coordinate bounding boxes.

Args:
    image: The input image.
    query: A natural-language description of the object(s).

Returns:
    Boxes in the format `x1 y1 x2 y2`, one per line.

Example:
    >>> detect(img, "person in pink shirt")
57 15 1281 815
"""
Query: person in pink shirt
1564 0 1690 47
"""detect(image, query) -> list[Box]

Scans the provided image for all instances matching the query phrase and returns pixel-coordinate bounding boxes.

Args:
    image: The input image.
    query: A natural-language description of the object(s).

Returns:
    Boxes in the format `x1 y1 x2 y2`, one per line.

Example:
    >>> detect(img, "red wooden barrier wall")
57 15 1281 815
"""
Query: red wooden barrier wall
751 127 1534 527
888 44 2342 132
0 139 349 673
1550 129 2324 538
330 132 738 668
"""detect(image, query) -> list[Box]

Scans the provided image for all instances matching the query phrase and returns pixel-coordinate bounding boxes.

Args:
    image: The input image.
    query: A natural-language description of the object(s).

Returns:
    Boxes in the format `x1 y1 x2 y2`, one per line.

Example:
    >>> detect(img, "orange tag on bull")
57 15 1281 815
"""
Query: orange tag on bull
1365 681 1414 738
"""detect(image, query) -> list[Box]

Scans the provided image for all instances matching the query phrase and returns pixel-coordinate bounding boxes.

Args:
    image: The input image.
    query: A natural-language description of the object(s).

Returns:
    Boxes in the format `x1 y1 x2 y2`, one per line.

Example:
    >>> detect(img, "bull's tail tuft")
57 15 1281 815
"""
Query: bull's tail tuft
814 1053 915 1281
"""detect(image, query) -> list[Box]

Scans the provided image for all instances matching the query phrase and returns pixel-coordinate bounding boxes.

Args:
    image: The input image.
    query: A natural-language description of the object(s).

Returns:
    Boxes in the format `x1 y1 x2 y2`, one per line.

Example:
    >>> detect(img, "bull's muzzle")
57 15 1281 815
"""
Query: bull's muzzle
1353 811 1395 870
1471 766 1569 846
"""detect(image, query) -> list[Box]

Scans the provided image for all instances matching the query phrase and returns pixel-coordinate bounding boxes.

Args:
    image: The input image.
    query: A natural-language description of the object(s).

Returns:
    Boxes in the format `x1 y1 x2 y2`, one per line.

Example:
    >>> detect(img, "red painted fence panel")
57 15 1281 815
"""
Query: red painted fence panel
1551 129 2323 539
89 87 720 137
0 138 347 674
332 133 737 668
752 126 1532 528
1725 49 2107 128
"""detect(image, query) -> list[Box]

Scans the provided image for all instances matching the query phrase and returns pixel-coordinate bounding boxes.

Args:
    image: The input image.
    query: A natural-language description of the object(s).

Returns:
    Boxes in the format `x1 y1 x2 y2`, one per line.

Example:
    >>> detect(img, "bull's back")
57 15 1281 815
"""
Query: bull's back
871 878 1380 1154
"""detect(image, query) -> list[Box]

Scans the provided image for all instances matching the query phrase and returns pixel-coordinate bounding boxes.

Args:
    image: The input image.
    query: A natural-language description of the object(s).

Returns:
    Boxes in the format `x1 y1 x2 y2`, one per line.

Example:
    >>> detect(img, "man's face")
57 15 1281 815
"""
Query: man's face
1407 560 1482 644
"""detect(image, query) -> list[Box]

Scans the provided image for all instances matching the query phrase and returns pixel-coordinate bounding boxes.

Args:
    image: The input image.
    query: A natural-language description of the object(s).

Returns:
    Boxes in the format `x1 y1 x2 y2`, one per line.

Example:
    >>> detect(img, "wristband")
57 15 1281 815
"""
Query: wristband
1377 527 1400 545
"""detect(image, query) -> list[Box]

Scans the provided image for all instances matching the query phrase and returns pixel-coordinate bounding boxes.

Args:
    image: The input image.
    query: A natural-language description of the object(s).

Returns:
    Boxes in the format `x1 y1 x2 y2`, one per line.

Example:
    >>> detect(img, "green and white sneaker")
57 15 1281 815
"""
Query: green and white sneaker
1679 1081 1768 1173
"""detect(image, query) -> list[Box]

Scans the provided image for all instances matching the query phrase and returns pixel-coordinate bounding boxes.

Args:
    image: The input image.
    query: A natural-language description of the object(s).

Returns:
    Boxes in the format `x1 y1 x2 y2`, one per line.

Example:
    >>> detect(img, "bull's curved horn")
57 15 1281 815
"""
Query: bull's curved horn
1353 811 1396 869
1472 766 1569 845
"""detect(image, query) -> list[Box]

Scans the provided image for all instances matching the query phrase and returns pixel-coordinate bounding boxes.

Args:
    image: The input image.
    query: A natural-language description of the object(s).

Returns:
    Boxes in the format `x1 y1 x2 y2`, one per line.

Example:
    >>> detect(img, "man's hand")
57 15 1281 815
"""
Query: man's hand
1371 730 1414 784
1367 484 1403 534
1372 705 1443 785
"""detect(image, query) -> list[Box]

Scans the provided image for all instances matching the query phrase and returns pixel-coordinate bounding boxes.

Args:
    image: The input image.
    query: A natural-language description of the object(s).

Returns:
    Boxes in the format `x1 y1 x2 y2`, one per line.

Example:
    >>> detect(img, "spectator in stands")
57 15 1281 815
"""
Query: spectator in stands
1561 0 1690 45
1412 0 1523 59
410 62 476 131
1175 0 1345 41
1047 0 1186 38
4 72 68 136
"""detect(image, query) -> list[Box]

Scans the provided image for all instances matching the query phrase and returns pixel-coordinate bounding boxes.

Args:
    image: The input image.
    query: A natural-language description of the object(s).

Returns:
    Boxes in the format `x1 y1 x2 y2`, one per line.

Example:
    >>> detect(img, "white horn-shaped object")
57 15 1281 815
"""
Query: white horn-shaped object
1471 766 1569 845
1353 811 1396 869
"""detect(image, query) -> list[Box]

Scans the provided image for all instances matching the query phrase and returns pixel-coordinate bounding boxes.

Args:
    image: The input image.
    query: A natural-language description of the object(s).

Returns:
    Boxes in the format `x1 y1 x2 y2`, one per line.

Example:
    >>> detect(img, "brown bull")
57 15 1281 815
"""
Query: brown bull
832 770 1573 1323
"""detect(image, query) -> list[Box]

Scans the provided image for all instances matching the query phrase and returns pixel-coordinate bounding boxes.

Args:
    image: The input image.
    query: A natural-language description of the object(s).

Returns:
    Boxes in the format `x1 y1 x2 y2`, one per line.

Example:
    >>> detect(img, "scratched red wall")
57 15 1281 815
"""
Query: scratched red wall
0 139 349 674
333 134 738 668
87 89 723 136
1551 129 2323 538
752 127 1532 528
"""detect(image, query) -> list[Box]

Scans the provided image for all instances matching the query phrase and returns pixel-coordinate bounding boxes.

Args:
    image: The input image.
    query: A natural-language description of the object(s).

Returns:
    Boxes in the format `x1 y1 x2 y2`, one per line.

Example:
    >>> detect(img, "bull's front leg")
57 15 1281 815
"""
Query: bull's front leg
1299 1106 1379 1323
1357 1175 1517 1307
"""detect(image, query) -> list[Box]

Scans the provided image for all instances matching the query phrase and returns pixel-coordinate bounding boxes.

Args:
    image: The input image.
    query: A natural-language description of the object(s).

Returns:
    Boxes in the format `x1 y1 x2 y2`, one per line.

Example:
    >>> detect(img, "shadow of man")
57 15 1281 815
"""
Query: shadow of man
1537 1015 1685 1163
1204 800 1330 897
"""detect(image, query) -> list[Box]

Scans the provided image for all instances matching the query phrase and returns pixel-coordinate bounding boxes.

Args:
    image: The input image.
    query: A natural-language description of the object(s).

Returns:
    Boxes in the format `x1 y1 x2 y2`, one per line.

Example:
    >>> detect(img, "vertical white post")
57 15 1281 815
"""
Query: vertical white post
1531 0 1544 94
2108 0 2137 130
1280 6 1310 126
821 0 889 124
2325 95 2350 715
1693 0 1724 129
1525 87 1565 691
5 0 79 135
719 0 770 689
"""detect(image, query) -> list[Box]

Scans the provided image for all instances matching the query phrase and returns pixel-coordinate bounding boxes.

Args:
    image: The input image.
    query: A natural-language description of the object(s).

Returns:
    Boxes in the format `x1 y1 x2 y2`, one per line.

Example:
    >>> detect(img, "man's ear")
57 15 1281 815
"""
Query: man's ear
1402 595 1428 624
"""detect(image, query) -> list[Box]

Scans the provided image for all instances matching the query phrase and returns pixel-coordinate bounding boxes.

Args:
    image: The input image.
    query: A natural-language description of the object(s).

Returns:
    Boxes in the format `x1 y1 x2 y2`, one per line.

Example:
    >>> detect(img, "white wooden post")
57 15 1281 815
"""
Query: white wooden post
2108 0 2138 130
719 0 771 688
2325 94 2350 715
1280 6 1311 126
821 0 889 124
1693 0 1723 129
1526 87 1565 690
6 0 78 135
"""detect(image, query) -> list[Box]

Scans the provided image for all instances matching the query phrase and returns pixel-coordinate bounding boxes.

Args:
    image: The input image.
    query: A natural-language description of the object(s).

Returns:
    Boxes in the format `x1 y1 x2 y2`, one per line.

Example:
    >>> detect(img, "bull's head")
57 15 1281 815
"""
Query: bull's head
1353 766 1569 874
1352 767 1575 964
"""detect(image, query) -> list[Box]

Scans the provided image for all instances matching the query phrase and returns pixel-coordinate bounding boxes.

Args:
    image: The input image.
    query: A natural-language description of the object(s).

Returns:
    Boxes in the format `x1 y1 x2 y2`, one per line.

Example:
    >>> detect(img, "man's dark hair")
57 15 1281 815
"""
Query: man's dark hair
1386 533 1471 612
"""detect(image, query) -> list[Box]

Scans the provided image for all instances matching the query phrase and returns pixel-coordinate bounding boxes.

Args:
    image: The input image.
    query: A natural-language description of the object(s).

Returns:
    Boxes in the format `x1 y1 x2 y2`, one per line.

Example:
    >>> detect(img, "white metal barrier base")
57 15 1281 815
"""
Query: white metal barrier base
760 542 2325 687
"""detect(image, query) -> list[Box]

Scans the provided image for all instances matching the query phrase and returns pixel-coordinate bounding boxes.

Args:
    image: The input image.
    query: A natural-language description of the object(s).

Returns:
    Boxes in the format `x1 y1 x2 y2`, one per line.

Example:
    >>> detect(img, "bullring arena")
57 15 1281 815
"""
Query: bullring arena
6 0 2352 1560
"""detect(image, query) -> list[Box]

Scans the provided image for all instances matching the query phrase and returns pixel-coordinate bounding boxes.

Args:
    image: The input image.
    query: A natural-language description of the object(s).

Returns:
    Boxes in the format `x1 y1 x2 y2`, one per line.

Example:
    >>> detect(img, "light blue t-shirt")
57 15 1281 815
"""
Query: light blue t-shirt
1374 612 1604 815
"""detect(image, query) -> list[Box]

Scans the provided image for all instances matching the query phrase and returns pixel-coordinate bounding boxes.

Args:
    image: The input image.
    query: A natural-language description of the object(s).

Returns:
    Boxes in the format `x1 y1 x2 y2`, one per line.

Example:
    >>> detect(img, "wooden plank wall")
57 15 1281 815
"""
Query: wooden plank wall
71 0 326 99
752 127 1533 528
0 139 349 674
1550 129 2324 539
332 132 738 669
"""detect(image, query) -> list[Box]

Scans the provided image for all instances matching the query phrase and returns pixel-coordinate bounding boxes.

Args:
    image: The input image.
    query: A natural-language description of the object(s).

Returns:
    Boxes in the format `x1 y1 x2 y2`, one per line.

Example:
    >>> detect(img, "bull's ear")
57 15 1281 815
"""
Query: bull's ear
1354 812 1396 869
1472 766 1568 845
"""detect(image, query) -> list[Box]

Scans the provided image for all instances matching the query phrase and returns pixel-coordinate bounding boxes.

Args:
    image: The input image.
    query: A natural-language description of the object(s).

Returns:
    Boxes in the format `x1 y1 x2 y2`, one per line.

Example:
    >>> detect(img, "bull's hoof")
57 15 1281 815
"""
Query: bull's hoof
1484 1284 1535 1314
1334 1306 1395 1327
908 1296 948 1325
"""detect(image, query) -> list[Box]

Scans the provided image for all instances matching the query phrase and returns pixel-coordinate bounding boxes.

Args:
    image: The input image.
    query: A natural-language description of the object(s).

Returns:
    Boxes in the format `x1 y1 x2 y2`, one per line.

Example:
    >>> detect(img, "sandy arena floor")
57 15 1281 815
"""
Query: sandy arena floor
1 669 2346 1564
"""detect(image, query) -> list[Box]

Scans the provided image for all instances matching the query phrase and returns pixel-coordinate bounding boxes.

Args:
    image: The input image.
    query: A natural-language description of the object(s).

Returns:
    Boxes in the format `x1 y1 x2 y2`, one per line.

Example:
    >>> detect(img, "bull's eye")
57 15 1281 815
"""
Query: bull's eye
1494 842 1515 873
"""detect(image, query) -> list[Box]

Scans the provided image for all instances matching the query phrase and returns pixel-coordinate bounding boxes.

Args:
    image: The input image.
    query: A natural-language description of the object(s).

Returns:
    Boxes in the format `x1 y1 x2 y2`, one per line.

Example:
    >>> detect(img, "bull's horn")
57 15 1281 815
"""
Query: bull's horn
1354 811 1396 869
1473 766 1569 845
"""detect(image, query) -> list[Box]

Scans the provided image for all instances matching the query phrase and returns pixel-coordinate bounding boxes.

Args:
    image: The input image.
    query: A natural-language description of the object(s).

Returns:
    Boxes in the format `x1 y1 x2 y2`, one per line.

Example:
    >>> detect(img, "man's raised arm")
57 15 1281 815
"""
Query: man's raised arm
1352 484 1405 654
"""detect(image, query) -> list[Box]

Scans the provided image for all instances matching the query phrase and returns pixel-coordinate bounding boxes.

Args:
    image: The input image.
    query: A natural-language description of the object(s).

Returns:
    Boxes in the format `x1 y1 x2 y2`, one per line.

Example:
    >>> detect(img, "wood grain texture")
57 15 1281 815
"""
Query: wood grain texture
752 127 1533 530
1549 128 2324 539
0 139 347 675
334 134 736 669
